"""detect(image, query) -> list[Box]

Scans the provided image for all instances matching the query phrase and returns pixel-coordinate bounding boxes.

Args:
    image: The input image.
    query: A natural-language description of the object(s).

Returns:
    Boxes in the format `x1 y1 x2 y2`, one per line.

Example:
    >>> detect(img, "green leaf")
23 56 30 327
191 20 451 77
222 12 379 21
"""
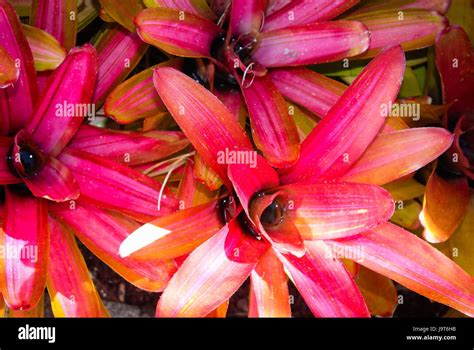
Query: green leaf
78 0 100 32
399 66 422 98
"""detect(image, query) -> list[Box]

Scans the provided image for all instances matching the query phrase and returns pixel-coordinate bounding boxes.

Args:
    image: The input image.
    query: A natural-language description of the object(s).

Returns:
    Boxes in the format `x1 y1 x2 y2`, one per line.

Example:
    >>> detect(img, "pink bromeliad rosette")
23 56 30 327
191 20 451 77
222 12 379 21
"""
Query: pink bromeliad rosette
120 43 474 318
0 0 191 316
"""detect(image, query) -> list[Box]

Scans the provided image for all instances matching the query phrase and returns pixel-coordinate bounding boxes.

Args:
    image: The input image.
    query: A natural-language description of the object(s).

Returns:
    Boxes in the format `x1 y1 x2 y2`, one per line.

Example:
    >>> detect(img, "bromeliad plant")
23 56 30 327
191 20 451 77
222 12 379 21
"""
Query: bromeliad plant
0 0 191 316
418 25 474 244
100 0 474 317
119 45 474 318
104 0 449 169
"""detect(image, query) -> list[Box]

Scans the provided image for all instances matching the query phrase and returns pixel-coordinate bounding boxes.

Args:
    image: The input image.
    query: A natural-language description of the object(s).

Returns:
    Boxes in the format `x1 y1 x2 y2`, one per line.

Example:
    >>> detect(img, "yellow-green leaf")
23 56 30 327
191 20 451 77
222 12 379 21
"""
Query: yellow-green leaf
22 24 67 71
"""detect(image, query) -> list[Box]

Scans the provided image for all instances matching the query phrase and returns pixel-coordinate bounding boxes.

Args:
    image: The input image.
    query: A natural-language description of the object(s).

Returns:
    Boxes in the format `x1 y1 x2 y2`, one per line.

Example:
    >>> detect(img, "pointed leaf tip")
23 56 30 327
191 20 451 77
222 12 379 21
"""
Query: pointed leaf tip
342 128 454 185
26 44 97 158
281 45 406 184
242 74 300 168
253 20 370 67
349 9 448 59
282 182 395 240
135 7 222 58
0 0 38 134
153 67 252 187
22 24 67 72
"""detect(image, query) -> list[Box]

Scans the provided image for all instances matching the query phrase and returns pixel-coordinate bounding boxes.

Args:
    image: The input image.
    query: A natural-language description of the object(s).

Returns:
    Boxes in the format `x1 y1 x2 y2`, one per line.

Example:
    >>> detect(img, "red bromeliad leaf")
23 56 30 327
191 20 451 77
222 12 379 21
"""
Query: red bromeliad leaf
348 9 447 59
119 201 223 260
8 294 45 317
156 218 270 317
341 128 454 185
0 0 38 135
421 169 470 243
249 248 291 317
176 160 195 208
270 67 347 117
0 45 18 88
228 154 279 214
105 60 181 124
326 223 474 317
0 137 21 184
281 182 394 240
252 21 370 67
69 125 189 166
51 202 177 292
23 156 80 202
263 0 359 31
93 25 148 107
0 294 4 316
214 89 245 124
30 0 78 51
350 0 451 15
58 148 178 222
280 46 406 184
241 75 300 168
99 0 144 32
26 45 97 158
278 241 370 317
21 24 67 71
35 70 53 93
435 25 474 121
47 217 104 317
135 7 223 58
0 188 48 310
144 0 217 20
230 0 266 36
153 67 252 187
